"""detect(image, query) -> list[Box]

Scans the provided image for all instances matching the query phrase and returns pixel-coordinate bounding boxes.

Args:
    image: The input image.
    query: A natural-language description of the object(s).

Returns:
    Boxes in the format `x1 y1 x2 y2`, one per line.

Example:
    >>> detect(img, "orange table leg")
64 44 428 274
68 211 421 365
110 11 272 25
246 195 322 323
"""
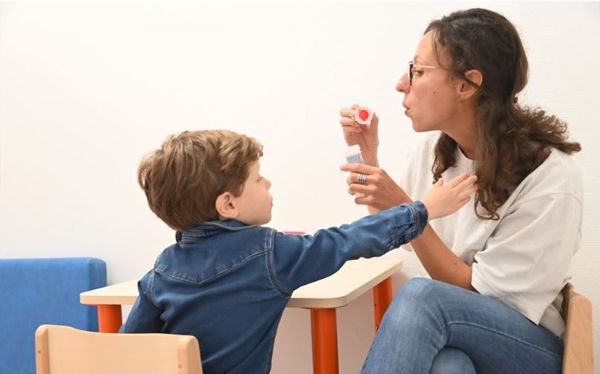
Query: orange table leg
373 277 393 330
97 305 123 333
310 308 338 374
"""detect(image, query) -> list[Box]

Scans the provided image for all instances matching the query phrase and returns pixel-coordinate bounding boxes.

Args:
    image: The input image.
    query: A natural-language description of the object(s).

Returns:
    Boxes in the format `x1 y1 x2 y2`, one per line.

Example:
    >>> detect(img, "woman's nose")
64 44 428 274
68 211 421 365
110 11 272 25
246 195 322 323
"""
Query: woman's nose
396 73 410 93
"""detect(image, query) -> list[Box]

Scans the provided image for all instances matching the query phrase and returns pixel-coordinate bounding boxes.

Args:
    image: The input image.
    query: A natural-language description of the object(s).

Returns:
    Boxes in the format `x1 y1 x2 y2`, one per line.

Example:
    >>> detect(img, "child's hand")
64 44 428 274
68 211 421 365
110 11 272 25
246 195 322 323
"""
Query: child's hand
422 174 477 220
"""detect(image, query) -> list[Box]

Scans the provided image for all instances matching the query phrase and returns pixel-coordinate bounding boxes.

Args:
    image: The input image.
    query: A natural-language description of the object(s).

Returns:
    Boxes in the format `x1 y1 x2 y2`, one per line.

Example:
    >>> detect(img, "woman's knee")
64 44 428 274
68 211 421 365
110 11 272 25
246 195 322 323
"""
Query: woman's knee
382 278 441 324
393 277 447 306
398 277 464 301
430 348 476 374
385 278 461 325
397 277 431 295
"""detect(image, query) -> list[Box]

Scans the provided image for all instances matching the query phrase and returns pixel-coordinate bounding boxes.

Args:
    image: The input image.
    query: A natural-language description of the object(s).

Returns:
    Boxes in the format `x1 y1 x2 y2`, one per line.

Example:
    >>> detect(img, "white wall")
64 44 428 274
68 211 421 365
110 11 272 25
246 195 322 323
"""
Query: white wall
1 2 598 373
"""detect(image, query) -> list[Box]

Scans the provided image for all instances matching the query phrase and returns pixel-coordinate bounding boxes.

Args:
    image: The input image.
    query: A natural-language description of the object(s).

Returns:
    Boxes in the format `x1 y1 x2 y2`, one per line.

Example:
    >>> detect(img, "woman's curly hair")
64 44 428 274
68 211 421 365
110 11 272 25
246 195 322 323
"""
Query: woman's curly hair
426 8 580 219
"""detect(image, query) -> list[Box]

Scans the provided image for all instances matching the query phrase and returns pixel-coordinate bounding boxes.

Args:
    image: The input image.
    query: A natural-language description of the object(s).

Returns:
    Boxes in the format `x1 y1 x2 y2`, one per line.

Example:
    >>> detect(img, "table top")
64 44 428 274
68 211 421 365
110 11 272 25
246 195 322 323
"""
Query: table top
81 258 402 309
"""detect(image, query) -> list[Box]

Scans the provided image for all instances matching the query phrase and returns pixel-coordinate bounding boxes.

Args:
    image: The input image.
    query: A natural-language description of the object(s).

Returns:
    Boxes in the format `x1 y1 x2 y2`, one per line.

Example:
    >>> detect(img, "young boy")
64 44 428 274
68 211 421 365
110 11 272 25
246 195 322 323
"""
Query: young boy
122 129 477 374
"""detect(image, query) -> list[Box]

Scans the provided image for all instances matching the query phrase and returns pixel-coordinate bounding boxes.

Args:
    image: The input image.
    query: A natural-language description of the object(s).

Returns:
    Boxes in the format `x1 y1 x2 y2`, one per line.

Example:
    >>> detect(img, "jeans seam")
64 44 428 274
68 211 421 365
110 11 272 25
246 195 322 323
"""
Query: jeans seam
447 321 562 360
434 294 449 348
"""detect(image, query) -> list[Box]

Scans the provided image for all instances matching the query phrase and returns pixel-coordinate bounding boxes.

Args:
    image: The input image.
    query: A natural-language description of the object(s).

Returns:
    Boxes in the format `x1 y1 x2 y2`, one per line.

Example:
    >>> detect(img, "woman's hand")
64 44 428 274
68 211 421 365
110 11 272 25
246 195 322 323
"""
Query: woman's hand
339 104 380 165
340 163 410 211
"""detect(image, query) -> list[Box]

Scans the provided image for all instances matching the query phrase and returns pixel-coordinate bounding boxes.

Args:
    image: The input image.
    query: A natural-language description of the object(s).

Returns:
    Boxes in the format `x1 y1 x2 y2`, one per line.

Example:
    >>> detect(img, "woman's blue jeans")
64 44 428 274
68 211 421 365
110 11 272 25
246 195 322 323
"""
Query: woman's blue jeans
362 278 563 374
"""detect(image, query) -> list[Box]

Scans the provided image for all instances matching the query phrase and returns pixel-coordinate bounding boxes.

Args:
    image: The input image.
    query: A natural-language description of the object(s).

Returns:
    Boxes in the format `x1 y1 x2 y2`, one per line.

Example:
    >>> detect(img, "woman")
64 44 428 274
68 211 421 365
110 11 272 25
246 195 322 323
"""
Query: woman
339 8 582 374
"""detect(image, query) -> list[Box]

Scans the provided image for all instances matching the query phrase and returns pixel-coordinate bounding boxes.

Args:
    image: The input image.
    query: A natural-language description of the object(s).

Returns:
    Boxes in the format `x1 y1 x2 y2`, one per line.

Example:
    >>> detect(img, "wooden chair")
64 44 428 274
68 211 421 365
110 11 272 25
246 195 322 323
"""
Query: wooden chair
35 324 203 374
562 283 594 374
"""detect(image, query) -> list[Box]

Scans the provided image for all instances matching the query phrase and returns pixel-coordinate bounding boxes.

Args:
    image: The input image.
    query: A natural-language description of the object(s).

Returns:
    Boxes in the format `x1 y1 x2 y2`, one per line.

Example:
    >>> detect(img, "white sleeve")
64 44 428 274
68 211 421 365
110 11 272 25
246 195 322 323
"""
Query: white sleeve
471 192 582 324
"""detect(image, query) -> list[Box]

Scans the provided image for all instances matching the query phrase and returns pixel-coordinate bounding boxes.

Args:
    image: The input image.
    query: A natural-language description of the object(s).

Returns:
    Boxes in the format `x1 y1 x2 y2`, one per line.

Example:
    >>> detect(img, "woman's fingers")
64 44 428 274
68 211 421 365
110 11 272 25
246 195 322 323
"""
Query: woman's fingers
341 118 362 133
348 184 370 195
340 163 378 173
340 107 361 133
340 106 359 121
354 195 369 205
345 173 370 185
339 107 355 117
340 104 363 123
340 117 356 126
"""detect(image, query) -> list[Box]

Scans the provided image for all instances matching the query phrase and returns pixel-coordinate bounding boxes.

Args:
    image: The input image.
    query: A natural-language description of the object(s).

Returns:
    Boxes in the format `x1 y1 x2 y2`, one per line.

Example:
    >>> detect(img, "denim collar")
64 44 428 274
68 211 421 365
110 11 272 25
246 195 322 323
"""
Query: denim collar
177 220 257 244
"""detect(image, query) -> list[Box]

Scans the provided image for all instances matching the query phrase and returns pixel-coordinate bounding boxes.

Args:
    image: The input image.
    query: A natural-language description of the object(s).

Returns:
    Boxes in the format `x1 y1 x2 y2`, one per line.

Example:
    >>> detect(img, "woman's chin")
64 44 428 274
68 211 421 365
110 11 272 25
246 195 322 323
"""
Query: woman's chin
411 122 425 132
410 120 435 133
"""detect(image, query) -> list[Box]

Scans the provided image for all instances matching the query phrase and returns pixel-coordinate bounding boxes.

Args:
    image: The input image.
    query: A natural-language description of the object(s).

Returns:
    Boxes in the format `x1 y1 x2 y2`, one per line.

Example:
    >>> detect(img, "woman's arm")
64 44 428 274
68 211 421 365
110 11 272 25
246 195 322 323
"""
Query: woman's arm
339 107 475 289
339 162 476 290
410 225 475 290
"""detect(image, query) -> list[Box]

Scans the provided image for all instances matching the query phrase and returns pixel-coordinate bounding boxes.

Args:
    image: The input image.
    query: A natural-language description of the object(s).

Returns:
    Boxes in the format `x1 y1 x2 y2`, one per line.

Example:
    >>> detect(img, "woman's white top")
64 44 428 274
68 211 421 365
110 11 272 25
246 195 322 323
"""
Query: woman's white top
394 132 583 337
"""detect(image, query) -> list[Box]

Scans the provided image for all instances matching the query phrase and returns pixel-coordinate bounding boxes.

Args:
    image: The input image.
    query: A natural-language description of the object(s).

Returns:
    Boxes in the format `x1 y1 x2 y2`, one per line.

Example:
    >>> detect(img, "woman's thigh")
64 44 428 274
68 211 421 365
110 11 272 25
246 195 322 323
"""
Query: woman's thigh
431 280 562 373
363 278 563 374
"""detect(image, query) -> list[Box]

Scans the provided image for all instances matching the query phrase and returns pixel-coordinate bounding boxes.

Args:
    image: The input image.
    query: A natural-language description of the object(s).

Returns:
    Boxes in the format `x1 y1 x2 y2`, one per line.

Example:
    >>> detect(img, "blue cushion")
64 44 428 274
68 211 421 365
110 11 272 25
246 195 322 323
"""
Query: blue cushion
0 257 107 374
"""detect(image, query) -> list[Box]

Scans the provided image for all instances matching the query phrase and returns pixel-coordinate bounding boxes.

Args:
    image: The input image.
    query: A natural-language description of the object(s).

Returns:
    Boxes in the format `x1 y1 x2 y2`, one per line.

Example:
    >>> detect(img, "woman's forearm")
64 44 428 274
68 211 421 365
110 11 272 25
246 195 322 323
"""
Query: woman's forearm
358 165 474 287
410 225 475 291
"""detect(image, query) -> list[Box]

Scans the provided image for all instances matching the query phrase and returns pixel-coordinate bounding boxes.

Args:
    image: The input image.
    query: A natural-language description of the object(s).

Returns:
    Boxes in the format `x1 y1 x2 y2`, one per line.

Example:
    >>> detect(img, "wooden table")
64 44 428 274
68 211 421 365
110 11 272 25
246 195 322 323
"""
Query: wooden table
81 258 402 374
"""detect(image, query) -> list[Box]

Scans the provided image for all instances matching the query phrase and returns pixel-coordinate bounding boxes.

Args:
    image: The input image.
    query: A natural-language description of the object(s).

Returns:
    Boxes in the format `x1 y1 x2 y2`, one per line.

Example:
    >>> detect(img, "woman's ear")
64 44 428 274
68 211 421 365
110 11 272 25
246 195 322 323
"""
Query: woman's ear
215 192 239 220
458 69 483 101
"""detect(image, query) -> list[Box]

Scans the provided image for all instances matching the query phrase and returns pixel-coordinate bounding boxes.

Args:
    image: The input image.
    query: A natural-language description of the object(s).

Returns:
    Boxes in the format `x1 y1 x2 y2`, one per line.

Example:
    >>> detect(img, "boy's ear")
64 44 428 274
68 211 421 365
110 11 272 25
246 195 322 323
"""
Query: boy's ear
215 192 239 219
458 69 483 101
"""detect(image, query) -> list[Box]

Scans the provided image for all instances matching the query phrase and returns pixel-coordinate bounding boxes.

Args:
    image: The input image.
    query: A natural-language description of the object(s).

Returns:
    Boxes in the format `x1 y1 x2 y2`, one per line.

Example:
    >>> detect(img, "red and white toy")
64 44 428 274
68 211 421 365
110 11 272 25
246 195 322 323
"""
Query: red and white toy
354 107 373 125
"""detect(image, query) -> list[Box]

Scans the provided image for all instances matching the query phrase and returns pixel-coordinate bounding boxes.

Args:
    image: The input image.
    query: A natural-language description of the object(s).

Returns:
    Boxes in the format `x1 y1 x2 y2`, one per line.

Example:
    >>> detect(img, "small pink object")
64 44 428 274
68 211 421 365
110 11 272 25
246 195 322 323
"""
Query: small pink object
354 107 373 125
283 231 305 236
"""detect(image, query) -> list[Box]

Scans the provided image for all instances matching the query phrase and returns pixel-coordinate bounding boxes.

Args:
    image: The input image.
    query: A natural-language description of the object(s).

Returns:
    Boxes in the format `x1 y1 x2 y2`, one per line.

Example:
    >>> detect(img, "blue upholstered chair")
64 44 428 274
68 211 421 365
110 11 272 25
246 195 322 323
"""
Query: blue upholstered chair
0 257 107 374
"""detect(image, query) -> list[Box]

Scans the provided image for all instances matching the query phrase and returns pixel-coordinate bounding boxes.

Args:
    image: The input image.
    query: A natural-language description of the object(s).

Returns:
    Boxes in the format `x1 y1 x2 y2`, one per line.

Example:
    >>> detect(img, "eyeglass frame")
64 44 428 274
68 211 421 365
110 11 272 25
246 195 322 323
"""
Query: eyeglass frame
408 60 482 88
408 61 443 86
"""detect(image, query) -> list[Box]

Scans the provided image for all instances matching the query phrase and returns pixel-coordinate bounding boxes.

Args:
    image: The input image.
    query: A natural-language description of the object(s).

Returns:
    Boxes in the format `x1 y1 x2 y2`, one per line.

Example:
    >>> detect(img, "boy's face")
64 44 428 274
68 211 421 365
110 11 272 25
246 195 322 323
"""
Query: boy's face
232 160 273 225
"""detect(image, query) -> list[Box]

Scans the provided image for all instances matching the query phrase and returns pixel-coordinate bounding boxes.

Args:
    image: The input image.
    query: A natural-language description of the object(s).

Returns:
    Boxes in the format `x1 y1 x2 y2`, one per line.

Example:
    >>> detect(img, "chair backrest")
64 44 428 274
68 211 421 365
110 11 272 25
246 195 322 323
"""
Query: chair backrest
35 324 203 374
0 257 106 374
561 283 594 374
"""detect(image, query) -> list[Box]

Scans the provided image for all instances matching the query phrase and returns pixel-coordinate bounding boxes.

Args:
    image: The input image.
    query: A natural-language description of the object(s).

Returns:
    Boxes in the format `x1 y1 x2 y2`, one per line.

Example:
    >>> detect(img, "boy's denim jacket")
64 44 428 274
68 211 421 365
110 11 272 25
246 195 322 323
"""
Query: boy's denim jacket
122 201 427 374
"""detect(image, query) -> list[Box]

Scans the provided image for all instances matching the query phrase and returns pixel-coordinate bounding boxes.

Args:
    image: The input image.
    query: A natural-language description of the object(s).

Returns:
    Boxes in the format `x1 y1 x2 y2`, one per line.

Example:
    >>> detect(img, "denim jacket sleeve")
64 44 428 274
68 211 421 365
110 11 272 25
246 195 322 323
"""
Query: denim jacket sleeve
120 271 164 333
269 201 428 294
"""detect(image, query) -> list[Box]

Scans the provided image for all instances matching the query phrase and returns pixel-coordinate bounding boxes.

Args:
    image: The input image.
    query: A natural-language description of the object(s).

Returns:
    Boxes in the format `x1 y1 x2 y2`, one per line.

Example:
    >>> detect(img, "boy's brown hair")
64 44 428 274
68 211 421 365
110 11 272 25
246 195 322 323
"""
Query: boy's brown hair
138 130 263 231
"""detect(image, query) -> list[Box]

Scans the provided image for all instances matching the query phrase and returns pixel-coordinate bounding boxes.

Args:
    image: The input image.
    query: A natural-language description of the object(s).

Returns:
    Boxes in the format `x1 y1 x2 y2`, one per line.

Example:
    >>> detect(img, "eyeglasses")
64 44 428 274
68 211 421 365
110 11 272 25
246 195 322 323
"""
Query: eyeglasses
408 61 442 86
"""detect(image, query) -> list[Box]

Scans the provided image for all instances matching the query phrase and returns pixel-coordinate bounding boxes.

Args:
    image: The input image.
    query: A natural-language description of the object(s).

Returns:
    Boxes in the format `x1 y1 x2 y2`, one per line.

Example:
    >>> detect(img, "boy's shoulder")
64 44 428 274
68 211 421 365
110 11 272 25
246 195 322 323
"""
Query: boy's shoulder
152 223 277 285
